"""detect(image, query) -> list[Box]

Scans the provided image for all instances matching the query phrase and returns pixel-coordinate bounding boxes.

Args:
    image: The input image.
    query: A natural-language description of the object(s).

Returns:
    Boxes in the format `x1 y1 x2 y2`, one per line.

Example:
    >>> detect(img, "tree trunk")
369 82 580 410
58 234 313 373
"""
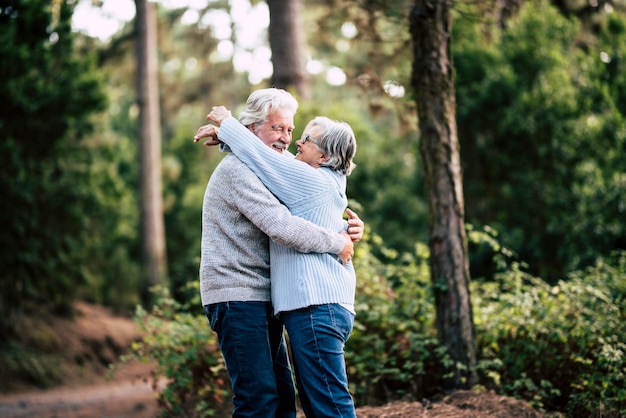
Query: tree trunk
135 0 167 299
267 0 310 100
409 0 478 390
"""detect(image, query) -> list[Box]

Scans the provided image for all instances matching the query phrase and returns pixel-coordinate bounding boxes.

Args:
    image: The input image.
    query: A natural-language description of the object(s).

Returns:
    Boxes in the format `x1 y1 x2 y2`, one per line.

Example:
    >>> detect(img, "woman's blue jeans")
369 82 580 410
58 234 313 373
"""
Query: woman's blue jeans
281 304 356 418
204 301 296 418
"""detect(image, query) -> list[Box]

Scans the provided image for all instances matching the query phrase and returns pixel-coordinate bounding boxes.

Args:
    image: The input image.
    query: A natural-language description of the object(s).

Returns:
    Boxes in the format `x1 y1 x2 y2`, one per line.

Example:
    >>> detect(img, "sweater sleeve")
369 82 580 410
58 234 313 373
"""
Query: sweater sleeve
227 159 345 254
219 117 330 208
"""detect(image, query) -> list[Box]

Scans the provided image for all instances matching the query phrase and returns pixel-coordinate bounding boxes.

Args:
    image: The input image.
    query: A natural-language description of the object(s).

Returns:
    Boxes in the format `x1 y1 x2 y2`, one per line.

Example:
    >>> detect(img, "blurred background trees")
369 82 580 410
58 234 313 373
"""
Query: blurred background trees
455 0 626 282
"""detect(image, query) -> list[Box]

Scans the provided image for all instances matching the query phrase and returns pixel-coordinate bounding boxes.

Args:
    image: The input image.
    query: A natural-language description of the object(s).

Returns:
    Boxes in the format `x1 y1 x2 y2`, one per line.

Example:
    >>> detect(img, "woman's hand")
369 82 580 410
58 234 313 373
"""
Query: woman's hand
206 106 231 126
345 208 364 242
192 106 232 145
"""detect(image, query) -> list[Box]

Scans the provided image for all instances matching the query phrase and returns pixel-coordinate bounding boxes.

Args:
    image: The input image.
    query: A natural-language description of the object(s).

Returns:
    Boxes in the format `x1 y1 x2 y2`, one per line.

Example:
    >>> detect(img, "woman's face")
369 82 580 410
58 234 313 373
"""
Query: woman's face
294 127 327 168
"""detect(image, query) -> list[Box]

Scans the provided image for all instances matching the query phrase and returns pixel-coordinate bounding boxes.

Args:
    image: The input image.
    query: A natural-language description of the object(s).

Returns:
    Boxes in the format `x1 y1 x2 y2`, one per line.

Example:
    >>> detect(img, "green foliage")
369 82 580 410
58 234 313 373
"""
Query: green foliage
0 0 108 331
473 237 626 415
117 231 625 416
454 0 626 280
563 253 626 417
0 342 63 389
306 0 626 281
346 234 448 405
76 126 143 309
118 286 231 417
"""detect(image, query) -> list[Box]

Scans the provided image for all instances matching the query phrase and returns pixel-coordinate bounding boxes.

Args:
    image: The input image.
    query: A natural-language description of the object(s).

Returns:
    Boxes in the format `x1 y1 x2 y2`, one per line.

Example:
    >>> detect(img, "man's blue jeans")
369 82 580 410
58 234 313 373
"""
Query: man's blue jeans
204 301 296 418
281 304 356 418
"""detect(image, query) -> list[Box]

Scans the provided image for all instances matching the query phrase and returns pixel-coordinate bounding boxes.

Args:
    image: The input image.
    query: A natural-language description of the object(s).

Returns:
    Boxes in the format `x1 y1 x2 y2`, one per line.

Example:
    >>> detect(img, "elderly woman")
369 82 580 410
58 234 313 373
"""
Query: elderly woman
204 105 358 418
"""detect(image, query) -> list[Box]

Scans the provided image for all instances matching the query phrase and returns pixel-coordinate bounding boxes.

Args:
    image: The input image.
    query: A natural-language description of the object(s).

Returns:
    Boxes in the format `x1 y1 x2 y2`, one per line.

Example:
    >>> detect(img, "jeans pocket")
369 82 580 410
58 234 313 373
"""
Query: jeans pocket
204 304 220 333
329 304 354 342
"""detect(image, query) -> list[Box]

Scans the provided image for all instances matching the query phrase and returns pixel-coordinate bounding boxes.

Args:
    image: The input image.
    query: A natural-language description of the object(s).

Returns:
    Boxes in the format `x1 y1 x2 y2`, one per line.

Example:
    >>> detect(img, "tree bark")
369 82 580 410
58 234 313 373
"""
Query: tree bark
267 0 310 100
135 0 167 298
409 0 478 390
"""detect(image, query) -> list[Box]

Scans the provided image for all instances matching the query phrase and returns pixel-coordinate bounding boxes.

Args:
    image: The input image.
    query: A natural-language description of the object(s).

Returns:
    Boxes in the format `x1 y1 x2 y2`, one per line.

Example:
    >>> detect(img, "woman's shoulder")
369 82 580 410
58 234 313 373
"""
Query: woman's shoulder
320 166 346 183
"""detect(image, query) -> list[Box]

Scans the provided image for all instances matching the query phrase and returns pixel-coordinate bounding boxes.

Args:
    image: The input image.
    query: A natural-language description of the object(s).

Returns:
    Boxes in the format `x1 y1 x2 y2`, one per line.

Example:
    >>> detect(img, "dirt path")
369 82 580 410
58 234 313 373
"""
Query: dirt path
0 302 164 418
0 361 162 418
0 379 158 418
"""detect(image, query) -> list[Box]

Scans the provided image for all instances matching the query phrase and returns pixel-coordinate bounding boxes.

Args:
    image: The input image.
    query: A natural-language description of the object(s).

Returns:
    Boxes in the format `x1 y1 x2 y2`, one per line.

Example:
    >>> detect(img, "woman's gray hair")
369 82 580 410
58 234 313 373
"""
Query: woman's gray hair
305 117 357 176
238 88 299 126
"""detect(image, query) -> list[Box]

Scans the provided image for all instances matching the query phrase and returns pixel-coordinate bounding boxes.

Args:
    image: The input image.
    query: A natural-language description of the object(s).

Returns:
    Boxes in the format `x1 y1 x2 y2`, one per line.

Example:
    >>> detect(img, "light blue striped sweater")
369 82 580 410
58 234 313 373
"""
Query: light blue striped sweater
199 154 346 307
219 117 356 315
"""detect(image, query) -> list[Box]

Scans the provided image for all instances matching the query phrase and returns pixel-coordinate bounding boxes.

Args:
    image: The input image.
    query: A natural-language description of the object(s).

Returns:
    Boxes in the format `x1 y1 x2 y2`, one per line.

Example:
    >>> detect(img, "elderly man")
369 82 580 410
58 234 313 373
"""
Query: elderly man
194 88 363 418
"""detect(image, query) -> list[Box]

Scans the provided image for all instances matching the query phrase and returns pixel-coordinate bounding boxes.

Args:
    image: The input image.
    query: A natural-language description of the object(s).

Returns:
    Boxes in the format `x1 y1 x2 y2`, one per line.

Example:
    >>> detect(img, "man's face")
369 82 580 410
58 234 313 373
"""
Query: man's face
250 109 295 153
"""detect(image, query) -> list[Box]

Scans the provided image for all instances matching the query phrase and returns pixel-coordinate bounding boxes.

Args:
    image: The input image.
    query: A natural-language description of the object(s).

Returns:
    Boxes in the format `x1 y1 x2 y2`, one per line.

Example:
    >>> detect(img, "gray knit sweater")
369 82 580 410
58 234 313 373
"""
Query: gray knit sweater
199 152 346 306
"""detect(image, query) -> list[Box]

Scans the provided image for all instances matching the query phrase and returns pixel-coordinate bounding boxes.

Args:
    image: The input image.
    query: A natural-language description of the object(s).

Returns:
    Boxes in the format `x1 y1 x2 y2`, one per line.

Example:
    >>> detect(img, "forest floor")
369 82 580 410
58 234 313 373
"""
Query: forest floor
0 302 550 418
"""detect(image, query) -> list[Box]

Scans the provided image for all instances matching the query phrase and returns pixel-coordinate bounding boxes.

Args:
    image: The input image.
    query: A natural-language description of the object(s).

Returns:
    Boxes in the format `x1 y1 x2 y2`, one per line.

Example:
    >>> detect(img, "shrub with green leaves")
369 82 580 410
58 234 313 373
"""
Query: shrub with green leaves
473 236 626 415
120 232 625 417
346 234 449 406
118 286 231 417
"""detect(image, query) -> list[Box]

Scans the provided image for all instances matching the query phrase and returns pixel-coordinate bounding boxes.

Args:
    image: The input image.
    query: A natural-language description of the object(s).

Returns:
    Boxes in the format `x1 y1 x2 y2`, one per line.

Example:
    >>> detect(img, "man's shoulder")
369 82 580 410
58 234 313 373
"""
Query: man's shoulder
212 155 265 188
215 153 253 173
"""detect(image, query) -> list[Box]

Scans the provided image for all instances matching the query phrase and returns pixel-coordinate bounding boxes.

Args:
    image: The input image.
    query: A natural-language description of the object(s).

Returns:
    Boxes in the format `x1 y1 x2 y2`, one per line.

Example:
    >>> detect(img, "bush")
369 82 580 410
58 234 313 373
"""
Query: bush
118 286 231 417
346 233 450 406
120 232 625 417
473 240 626 415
